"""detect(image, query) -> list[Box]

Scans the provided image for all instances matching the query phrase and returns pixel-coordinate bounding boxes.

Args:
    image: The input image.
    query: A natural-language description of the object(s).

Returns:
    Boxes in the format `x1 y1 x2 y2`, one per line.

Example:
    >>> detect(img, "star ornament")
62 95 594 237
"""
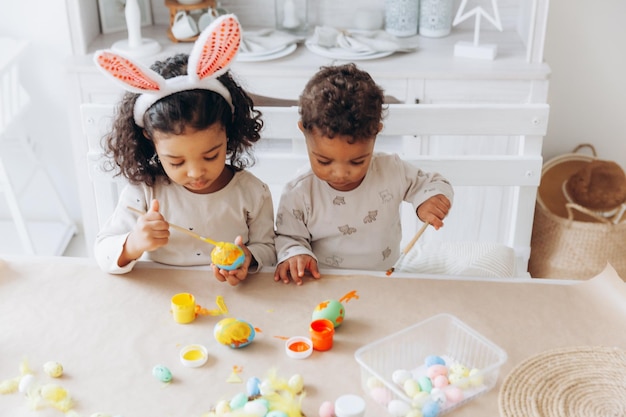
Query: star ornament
453 0 503 31
452 0 503 60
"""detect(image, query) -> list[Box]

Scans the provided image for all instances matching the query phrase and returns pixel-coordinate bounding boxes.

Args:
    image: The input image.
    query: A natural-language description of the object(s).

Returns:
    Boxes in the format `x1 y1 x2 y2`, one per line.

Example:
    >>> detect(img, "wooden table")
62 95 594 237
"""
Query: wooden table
1 256 625 417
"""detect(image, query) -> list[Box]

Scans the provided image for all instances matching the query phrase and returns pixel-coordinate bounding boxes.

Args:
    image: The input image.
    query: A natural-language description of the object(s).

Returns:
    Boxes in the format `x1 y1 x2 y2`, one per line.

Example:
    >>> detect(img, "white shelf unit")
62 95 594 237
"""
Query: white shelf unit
0 38 77 256
65 0 550 275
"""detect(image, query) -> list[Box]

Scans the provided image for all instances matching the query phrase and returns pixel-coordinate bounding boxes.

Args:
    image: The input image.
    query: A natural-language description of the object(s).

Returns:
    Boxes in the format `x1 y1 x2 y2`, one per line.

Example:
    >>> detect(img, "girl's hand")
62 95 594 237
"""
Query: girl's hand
416 194 452 230
274 255 321 286
120 199 170 266
212 236 253 286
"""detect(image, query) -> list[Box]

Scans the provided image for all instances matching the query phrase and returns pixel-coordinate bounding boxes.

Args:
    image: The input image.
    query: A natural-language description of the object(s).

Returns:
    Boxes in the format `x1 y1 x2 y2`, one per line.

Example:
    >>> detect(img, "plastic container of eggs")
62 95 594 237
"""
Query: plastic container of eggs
354 314 507 416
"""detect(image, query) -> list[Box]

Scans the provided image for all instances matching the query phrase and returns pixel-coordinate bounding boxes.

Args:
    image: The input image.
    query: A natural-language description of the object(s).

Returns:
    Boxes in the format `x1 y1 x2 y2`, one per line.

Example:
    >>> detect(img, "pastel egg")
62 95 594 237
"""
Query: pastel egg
244 399 268 416
422 400 440 417
369 386 393 405
214 318 256 348
426 364 448 379
406 410 424 417
449 363 469 377
392 369 413 385
43 361 64 378
469 368 484 386
319 400 334 417
430 388 446 406
152 365 172 383
288 374 304 393
387 399 411 417
312 299 344 328
246 376 261 397
444 386 464 404
367 376 384 389
230 392 248 409
18 374 35 393
425 355 446 367
448 373 469 389
432 375 449 389
403 378 421 397
215 400 231 414
417 375 432 393
412 391 430 408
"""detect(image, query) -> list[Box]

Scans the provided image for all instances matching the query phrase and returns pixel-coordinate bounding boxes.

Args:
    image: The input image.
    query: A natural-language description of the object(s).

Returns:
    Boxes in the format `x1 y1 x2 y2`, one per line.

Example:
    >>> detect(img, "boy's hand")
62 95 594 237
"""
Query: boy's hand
120 199 170 266
274 255 321 285
212 236 253 286
416 194 452 230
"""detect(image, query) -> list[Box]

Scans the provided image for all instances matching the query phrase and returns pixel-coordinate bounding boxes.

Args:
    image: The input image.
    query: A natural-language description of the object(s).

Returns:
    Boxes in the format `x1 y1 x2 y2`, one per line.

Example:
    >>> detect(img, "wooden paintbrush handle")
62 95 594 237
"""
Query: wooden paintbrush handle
402 222 429 254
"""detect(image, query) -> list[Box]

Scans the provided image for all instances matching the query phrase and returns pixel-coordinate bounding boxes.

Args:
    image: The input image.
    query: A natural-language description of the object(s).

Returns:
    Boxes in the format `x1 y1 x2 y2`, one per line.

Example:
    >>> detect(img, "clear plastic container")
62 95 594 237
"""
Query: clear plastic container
354 313 507 415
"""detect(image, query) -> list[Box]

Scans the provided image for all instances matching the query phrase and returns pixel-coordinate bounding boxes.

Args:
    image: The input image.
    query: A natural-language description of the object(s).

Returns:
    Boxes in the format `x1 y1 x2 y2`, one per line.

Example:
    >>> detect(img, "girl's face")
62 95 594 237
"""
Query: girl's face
301 123 377 192
152 123 230 194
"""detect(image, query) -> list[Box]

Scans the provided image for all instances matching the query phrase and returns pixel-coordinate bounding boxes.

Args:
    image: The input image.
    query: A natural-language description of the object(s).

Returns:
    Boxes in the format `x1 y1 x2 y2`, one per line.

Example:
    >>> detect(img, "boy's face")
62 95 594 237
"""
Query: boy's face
300 122 377 192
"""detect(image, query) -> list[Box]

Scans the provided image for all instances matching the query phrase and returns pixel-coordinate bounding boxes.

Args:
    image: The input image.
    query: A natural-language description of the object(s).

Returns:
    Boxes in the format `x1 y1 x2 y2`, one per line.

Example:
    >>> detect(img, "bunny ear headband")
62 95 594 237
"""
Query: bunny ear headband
94 14 241 127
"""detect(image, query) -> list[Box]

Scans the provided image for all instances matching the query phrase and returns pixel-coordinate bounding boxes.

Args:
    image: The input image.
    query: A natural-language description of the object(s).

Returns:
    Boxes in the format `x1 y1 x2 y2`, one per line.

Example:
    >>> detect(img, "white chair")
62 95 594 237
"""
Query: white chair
252 103 549 277
79 102 549 276
0 38 76 255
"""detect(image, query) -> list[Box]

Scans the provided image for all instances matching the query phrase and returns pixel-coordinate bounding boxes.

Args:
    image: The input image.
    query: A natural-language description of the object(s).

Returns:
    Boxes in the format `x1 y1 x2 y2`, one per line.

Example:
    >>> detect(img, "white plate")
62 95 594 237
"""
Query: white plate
305 42 394 60
237 44 297 62
238 43 288 58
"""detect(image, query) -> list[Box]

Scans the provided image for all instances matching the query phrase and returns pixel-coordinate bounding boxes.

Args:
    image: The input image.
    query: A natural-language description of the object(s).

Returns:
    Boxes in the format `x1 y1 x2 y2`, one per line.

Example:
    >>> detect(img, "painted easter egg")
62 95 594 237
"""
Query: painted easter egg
214 317 256 348
312 299 344 327
43 361 64 378
211 244 245 270
152 364 172 383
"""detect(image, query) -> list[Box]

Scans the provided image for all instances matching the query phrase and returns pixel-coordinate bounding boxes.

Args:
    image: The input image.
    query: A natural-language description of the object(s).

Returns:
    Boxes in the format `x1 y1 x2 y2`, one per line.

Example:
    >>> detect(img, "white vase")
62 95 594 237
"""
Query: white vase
275 0 309 35
125 0 142 48
384 0 419 37
419 0 454 38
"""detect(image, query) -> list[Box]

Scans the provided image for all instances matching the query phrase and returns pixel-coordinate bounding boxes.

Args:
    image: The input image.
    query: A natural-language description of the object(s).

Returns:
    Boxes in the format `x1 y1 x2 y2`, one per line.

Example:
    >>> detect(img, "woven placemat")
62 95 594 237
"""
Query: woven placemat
499 346 626 417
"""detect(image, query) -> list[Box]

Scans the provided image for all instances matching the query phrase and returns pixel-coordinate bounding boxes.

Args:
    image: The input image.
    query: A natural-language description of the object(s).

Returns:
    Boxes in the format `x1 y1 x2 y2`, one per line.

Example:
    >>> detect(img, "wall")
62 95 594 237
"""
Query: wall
0 0 625 235
543 0 626 163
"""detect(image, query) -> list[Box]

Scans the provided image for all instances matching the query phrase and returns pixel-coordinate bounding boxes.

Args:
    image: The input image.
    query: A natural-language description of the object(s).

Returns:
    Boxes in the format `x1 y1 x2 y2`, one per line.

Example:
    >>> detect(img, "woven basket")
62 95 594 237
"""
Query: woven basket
528 144 626 280
499 346 626 417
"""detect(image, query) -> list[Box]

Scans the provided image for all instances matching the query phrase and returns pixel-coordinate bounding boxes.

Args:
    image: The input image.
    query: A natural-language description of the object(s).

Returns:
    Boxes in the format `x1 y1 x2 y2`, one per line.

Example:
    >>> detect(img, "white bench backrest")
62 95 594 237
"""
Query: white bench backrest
80 102 549 275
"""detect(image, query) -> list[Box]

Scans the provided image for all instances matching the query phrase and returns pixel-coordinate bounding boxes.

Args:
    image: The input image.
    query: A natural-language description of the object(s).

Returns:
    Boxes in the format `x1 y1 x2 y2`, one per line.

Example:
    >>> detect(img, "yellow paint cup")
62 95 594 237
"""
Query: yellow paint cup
171 293 196 324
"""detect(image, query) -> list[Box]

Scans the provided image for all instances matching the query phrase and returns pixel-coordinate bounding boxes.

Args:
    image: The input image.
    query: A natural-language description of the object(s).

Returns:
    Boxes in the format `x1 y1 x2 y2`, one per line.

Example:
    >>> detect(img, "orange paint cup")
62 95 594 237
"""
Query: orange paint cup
171 293 196 324
309 318 335 351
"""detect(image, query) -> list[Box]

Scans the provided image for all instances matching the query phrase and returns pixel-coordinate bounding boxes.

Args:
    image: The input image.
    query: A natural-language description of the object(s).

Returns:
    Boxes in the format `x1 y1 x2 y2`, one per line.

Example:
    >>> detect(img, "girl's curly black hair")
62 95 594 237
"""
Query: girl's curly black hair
102 53 263 186
298 63 385 143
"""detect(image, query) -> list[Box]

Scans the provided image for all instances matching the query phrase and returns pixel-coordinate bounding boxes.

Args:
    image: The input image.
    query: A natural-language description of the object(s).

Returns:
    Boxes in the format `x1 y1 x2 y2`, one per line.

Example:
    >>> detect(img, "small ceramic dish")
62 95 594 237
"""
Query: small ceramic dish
180 344 208 367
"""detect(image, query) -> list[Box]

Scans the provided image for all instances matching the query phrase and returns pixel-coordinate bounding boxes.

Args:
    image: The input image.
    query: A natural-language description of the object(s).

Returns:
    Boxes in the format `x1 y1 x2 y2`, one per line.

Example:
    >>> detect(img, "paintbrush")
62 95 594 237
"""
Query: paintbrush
386 221 429 276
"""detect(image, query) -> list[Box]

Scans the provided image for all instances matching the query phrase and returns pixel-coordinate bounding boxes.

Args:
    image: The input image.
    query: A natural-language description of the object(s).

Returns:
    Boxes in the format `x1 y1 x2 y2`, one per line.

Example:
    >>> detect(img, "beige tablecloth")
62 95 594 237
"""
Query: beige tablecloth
1 257 625 417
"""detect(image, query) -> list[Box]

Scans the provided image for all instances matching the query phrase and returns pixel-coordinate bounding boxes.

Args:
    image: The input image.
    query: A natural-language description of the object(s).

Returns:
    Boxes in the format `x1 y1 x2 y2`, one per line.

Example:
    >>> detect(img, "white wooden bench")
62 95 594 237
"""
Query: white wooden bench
80 102 549 276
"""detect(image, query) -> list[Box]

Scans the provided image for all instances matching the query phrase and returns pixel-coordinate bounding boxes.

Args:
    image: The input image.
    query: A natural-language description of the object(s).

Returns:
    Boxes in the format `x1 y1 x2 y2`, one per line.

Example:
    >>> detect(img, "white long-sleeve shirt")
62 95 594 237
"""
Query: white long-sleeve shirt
95 170 276 274
275 153 454 271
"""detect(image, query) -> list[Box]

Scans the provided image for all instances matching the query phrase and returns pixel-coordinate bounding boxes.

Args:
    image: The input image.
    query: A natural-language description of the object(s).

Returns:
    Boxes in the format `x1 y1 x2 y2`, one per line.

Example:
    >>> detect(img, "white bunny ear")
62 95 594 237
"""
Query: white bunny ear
94 50 166 94
188 14 241 81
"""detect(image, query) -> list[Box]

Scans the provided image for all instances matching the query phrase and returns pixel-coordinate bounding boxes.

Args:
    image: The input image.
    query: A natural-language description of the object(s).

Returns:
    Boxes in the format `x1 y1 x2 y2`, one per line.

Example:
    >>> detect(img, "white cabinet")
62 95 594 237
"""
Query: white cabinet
67 0 550 273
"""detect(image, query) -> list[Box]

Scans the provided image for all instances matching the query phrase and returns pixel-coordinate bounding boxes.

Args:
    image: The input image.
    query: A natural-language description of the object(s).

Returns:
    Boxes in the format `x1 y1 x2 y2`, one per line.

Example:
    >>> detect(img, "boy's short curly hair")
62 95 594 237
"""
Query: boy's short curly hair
299 63 385 142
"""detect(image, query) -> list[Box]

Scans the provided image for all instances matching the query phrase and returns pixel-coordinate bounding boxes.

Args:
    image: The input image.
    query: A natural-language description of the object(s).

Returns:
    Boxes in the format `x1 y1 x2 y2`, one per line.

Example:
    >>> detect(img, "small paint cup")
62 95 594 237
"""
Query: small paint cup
309 318 335 351
171 292 196 324
285 336 313 359
180 344 208 367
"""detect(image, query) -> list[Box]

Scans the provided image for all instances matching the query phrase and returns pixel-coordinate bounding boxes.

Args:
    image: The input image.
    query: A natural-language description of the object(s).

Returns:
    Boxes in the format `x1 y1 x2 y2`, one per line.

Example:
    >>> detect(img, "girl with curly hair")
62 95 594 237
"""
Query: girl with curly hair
93 15 275 285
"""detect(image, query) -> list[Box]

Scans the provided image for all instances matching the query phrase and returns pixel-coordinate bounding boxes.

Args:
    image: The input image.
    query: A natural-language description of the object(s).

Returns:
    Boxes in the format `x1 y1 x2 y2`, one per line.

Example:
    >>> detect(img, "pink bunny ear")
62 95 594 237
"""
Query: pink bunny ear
94 50 165 94
188 14 241 81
